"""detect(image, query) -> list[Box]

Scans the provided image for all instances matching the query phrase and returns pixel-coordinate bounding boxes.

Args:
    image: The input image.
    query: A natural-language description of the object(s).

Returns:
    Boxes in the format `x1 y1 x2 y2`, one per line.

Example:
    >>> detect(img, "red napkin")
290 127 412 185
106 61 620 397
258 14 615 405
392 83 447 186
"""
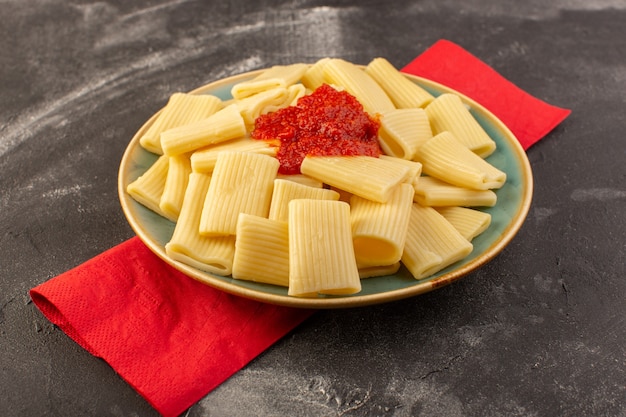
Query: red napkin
30 237 314 416
402 39 571 150
30 39 570 417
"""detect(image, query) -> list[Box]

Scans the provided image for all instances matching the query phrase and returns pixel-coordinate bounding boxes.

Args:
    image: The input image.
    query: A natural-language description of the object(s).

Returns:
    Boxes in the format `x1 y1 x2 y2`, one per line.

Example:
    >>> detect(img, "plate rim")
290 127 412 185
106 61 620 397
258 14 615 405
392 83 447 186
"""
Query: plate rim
118 69 534 309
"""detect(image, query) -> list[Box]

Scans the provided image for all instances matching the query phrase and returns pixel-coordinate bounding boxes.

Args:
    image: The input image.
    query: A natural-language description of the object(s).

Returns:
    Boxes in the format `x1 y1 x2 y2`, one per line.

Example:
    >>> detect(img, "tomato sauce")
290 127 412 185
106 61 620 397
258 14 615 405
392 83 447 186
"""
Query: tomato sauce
251 84 381 175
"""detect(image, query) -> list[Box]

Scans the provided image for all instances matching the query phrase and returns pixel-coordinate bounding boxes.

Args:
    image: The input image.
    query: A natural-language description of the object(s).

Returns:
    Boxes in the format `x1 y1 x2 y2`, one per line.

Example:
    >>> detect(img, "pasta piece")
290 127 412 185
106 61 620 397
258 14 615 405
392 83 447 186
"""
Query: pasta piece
159 154 192 220
358 262 401 279
378 108 433 160
285 83 307 107
435 206 492 241
235 87 289 126
288 199 361 297
300 58 331 90
300 155 412 203
323 58 395 114
365 57 434 108
350 183 415 268
415 132 506 190
259 84 307 115
231 214 290 287
276 174 324 189
190 137 278 173
231 63 309 99
425 93 496 158
378 155 422 187
199 152 279 236
139 93 223 154
268 178 340 222
165 173 236 276
126 155 172 221
402 203 473 280
160 104 246 155
413 176 497 207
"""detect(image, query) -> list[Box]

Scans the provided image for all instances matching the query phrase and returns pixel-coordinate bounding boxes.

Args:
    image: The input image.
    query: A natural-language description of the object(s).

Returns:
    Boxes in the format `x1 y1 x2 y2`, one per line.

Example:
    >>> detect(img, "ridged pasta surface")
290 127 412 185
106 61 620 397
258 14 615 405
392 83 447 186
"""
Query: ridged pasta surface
199 152 279 236
288 199 360 296
166 173 236 276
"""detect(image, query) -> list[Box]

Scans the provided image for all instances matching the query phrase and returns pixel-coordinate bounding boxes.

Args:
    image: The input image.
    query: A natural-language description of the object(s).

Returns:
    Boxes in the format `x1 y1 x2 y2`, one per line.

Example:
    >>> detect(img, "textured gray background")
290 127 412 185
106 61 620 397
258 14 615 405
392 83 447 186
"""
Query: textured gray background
1 1 625 416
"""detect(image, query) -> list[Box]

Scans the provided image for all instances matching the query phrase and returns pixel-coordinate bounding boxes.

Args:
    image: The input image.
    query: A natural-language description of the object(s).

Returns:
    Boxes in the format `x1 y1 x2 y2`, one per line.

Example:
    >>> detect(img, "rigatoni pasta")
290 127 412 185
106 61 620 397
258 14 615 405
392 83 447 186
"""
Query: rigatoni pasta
378 155 423 187
300 58 330 90
126 155 172 221
199 151 279 236
160 104 246 155
235 87 290 126
165 173 236 276
232 213 290 286
140 93 223 155
365 57 434 108
268 178 340 222
378 108 433 160
276 174 324 189
288 199 361 297
425 93 496 158
159 154 192 220
413 176 497 207
126 57 509 297
435 206 492 241
350 183 414 268
323 58 395 114
231 63 309 99
415 131 506 190
190 137 277 174
402 203 474 280
300 155 412 203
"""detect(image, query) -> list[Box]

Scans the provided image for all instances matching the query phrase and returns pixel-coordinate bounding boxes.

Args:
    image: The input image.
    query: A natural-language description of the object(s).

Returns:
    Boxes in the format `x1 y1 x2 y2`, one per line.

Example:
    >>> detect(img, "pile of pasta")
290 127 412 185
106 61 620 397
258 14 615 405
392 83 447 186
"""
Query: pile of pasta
127 57 506 297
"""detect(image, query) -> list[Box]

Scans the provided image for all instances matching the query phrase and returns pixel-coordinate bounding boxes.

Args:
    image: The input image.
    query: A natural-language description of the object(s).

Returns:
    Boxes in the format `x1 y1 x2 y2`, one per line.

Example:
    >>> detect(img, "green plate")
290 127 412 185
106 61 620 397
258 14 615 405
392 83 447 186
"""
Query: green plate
118 69 533 308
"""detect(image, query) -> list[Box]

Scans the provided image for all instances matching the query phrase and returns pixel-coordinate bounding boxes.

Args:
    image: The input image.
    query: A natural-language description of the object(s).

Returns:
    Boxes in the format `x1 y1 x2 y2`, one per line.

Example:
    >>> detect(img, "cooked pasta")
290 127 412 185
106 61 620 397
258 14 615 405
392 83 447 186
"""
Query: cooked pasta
284 83 308 106
126 155 172 221
415 131 506 190
231 213 290 286
288 199 361 297
350 183 415 268
159 154 192 220
165 173 236 276
190 137 277 174
378 108 433 160
268 178 340 222
425 93 496 158
435 206 492 241
276 174 324 189
402 203 473 280
160 104 246 155
235 87 289 126
139 93 223 155
231 63 309 99
365 57 434 108
413 176 497 207
125 57 508 296
199 151 279 236
300 155 412 203
300 58 331 90
378 155 423 187
323 58 395 114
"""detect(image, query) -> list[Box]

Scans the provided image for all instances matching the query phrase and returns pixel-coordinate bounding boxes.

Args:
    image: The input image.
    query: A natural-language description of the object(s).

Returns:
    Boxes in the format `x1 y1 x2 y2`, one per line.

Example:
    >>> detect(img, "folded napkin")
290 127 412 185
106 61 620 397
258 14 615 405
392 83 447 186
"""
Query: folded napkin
30 39 570 417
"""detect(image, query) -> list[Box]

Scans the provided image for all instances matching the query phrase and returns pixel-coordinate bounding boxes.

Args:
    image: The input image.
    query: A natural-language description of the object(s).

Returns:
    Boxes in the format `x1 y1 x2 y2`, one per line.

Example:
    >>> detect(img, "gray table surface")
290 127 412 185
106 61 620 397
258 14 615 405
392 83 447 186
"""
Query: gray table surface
1 1 625 416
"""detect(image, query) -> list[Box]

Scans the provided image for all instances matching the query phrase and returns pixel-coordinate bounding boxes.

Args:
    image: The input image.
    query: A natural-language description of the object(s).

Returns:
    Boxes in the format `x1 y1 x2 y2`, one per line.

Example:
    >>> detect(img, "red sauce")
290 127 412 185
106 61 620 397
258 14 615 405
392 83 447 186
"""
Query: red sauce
251 84 381 175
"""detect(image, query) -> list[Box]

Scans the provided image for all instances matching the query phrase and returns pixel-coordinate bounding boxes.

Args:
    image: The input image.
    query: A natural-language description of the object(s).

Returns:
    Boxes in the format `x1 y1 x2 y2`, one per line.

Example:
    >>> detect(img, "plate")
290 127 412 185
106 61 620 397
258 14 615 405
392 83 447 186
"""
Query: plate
118 69 533 309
